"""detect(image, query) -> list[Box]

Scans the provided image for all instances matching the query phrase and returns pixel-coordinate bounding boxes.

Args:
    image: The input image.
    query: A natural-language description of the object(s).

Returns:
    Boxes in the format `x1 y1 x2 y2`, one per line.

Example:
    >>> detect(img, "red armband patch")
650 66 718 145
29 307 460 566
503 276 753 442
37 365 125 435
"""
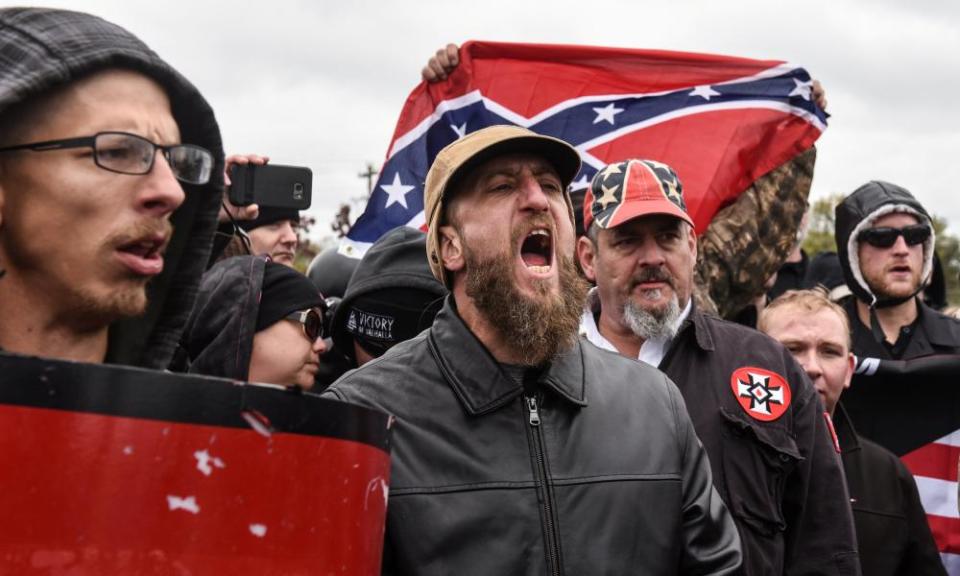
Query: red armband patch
730 366 791 422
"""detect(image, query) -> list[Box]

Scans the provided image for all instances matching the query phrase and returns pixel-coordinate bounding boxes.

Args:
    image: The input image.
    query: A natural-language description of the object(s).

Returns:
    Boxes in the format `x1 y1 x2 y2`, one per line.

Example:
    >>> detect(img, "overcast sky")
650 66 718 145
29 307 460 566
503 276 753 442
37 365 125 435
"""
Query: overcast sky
22 0 960 239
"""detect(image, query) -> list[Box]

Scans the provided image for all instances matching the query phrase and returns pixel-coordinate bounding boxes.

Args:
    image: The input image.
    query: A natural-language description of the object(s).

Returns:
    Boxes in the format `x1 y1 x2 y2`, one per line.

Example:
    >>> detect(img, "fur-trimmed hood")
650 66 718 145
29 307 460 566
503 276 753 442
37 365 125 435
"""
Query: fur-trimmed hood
834 181 934 307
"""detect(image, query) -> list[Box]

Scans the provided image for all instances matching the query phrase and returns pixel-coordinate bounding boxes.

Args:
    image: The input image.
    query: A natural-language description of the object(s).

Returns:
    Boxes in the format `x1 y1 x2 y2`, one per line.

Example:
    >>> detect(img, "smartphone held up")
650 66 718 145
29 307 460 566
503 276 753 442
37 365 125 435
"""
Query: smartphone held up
228 164 313 210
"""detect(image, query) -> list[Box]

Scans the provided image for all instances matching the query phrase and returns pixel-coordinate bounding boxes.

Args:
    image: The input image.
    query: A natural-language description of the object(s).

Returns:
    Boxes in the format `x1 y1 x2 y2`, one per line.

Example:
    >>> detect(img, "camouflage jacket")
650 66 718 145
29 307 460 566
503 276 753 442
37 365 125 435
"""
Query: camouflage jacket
695 147 816 318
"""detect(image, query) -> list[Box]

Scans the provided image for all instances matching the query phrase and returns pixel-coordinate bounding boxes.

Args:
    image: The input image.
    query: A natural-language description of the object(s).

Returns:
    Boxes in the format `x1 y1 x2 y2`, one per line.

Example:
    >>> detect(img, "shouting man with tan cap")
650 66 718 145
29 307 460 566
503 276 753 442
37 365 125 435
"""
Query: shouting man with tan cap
324 126 742 575
577 159 860 575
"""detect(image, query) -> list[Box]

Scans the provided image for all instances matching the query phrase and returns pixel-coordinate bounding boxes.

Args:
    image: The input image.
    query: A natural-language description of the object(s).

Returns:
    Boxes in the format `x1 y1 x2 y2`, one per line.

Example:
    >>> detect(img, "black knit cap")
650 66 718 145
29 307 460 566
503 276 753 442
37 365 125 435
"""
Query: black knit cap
238 206 299 232
347 288 444 357
331 227 448 362
255 261 325 333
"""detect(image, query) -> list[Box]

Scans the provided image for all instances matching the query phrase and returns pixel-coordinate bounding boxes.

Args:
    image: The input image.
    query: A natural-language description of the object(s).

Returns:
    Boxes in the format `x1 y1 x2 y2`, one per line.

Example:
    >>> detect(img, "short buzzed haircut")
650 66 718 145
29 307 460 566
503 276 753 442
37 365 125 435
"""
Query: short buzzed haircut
759 288 851 348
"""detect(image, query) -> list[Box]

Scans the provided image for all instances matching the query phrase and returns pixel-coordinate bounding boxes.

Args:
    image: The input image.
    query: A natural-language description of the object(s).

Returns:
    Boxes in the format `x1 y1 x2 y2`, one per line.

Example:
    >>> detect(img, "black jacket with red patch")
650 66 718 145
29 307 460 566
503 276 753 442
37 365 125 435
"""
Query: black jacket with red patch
660 306 860 576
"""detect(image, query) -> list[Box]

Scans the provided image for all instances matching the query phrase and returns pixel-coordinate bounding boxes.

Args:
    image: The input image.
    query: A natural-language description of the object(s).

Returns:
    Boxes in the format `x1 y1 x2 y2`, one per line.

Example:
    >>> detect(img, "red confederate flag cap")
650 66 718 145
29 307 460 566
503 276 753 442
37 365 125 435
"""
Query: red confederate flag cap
583 159 695 232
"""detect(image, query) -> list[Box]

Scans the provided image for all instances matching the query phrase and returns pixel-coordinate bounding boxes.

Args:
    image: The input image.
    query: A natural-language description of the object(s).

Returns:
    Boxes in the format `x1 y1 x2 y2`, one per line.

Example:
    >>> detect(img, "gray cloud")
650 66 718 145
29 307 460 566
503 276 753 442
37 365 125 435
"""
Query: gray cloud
26 0 960 234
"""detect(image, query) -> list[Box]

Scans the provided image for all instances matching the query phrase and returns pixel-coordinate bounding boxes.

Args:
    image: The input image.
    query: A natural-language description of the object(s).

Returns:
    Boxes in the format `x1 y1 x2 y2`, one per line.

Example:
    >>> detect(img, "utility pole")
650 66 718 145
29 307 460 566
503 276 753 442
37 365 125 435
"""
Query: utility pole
358 163 378 198
331 163 380 240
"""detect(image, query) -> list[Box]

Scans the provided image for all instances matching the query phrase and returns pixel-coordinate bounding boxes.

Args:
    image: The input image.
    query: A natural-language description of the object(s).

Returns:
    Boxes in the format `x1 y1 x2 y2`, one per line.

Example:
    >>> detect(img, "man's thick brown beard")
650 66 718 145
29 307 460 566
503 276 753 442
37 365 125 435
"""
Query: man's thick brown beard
463 241 589 367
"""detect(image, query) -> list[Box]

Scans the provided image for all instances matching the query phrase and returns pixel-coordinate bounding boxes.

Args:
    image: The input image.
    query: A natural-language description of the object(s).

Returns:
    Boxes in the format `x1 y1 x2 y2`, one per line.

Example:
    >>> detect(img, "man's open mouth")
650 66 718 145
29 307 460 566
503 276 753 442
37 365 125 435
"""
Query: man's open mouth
116 234 168 276
887 264 913 276
520 228 553 274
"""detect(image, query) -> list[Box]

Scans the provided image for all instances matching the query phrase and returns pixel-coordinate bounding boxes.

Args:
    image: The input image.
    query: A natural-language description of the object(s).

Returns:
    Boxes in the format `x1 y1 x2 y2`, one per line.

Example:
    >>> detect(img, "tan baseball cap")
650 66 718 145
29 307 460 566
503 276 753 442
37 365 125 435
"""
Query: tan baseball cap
424 125 581 286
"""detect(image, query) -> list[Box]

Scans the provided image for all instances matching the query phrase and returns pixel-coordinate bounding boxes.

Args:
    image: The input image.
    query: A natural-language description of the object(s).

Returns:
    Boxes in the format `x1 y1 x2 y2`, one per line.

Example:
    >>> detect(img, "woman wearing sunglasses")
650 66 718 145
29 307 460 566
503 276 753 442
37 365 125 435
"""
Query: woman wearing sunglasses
179 256 328 390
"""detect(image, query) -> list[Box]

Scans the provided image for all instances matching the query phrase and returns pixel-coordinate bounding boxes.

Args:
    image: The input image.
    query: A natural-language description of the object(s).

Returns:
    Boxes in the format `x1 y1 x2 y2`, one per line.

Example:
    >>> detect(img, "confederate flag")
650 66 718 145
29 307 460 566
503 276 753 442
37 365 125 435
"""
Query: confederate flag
341 40 826 256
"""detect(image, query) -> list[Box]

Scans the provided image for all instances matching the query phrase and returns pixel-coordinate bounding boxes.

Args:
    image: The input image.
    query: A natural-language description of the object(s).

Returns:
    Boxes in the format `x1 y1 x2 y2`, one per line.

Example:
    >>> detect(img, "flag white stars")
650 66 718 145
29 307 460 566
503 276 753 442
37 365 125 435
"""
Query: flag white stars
570 174 591 190
381 173 415 209
689 85 721 101
789 79 813 101
592 102 624 125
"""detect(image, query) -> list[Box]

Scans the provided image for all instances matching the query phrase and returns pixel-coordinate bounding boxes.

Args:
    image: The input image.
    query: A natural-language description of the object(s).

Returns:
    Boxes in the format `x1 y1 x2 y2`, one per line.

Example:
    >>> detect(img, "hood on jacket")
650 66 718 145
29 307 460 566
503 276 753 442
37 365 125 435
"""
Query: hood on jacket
184 256 325 382
923 252 947 311
834 180 934 308
184 256 266 381
0 8 224 369
332 227 447 361
307 245 360 300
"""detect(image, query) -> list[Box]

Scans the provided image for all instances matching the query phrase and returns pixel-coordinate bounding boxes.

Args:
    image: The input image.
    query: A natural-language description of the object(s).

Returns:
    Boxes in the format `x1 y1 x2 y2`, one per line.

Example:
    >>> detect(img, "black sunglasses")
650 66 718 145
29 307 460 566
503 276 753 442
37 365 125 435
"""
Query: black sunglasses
286 307 327 342
0 131 213 185
858 224 931 248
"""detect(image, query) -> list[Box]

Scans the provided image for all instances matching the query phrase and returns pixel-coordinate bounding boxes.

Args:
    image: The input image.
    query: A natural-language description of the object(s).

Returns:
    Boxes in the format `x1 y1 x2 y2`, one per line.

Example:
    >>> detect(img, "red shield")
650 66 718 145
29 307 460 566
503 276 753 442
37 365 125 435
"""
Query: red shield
730 366 791 422
0 353 392 575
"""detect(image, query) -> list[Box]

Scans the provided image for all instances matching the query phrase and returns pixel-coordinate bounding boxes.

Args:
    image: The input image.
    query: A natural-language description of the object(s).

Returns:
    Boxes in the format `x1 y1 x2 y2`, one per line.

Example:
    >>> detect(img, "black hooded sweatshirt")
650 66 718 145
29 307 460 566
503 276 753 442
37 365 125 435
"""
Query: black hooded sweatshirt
331 227 447 363
183 256 266 381
834 181 960 359
0 8 224 369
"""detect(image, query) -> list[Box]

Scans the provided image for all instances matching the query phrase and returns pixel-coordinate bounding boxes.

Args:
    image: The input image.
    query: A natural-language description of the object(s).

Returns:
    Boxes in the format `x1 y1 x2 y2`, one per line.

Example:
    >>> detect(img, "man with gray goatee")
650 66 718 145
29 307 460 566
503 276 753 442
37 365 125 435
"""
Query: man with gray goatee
577 158 860 576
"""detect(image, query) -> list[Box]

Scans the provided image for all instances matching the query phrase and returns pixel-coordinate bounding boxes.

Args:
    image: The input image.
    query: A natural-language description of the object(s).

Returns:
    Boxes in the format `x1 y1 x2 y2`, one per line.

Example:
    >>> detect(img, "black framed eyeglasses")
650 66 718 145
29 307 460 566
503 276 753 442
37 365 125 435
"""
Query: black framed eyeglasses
0 131 214 185
858 224 931 248
286 307 327 342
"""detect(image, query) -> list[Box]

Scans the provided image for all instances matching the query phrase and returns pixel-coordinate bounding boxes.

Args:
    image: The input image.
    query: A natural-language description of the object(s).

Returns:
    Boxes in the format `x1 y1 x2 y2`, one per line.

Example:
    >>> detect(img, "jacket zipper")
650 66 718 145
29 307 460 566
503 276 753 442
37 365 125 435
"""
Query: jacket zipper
525 394 562 576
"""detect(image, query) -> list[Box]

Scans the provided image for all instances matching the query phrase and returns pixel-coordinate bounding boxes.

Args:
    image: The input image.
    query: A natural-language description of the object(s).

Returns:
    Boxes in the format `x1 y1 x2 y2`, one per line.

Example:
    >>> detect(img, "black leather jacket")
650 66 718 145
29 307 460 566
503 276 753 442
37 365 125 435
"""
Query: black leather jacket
324 298 742 575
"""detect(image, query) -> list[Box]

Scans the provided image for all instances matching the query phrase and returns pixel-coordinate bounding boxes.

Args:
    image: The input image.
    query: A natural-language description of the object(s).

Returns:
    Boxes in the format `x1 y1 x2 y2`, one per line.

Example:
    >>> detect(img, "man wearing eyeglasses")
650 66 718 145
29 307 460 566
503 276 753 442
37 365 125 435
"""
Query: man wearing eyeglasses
0 8 223 368
834 181 960 359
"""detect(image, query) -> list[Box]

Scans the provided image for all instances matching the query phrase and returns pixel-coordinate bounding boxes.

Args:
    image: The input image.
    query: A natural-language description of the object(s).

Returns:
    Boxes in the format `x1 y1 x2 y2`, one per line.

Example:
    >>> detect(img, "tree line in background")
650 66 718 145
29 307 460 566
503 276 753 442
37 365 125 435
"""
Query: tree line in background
804 193 960 306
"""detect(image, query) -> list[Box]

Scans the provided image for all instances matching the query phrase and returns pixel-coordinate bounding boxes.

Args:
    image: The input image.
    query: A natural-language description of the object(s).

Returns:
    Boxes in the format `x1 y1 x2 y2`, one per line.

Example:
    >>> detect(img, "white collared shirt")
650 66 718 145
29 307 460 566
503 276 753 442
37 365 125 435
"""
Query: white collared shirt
579 288 692 368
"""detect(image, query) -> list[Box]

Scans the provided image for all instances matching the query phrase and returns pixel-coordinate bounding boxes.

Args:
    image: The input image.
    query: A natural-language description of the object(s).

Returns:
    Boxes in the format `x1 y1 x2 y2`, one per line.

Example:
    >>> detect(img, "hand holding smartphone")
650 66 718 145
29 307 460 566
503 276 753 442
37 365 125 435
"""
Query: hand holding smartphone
228 163 312 210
